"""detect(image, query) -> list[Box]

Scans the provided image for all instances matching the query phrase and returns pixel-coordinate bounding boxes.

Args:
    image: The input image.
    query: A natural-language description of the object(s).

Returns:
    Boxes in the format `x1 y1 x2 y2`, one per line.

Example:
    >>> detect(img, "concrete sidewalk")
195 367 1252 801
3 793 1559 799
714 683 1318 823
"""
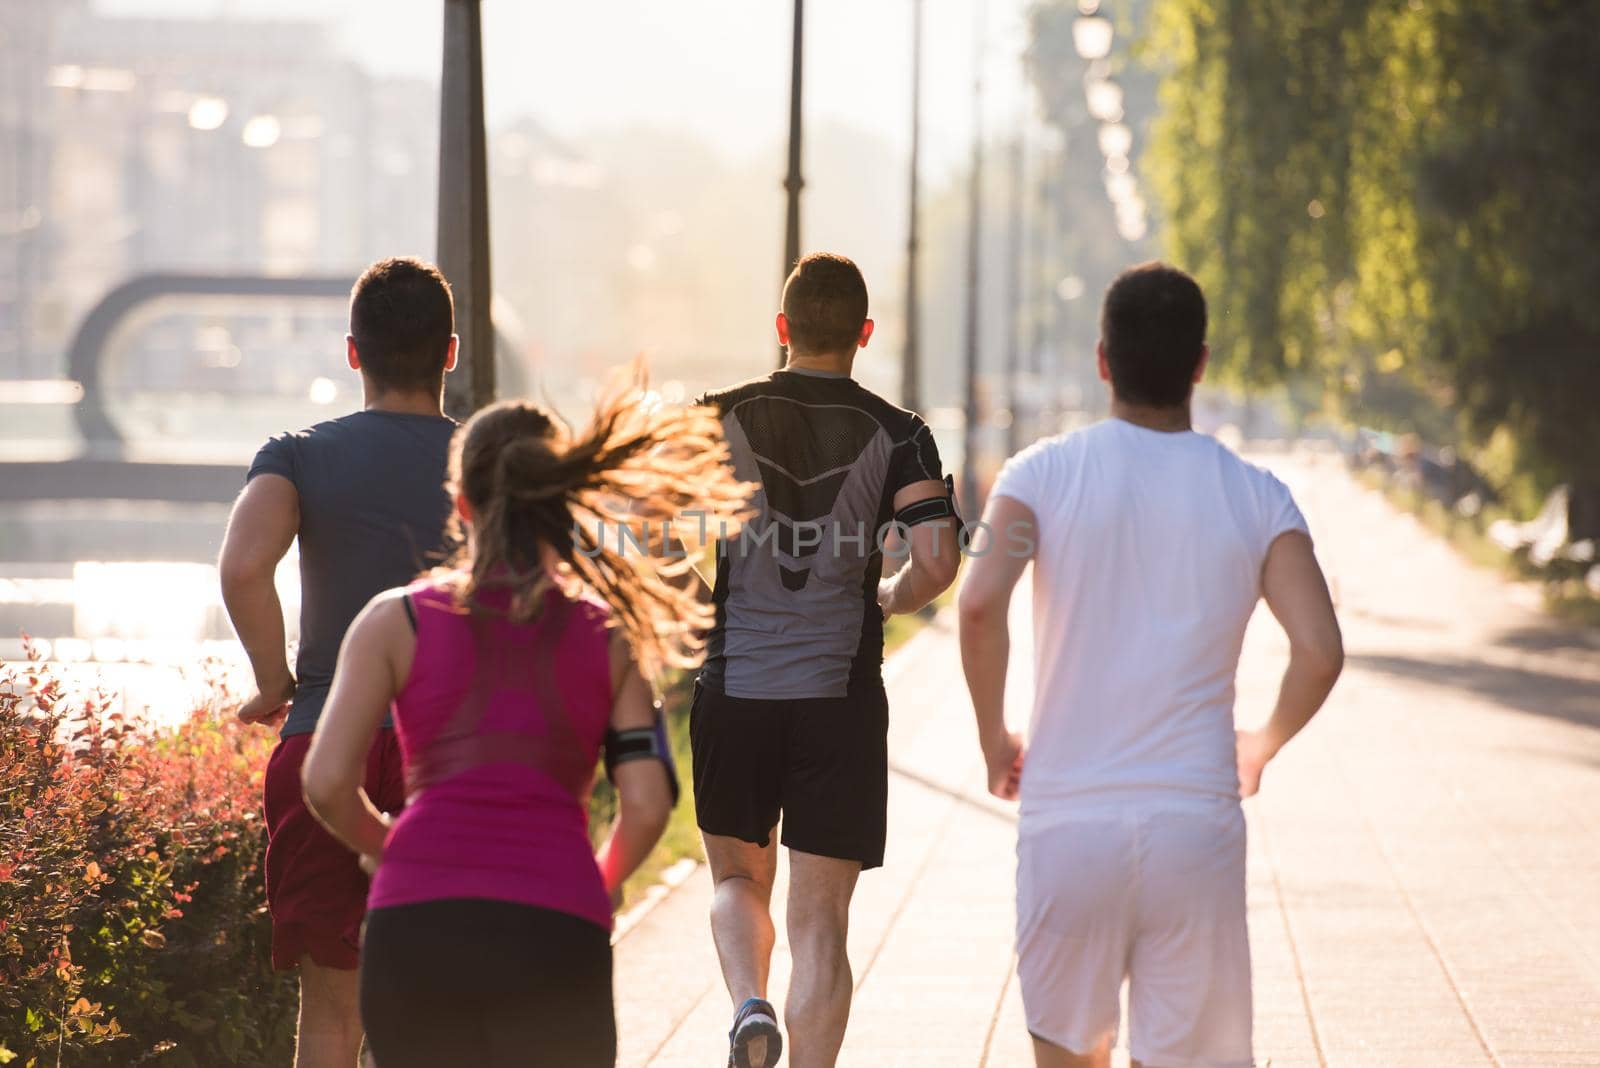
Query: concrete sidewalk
614 453 1600 1067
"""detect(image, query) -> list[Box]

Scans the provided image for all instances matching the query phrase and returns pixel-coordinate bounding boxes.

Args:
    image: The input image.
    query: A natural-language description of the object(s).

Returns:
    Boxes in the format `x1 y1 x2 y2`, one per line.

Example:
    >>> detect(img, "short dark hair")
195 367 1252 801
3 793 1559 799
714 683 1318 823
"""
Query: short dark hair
781 252 869 356
349 257 455 393
1100 261 1207 407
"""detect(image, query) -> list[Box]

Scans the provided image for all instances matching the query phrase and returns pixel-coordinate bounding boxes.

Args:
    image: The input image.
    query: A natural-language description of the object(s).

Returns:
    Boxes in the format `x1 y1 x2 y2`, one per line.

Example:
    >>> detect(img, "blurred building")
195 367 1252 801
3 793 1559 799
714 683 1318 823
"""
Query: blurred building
0 0 79 379
0 1 438 384
0 2 1023 438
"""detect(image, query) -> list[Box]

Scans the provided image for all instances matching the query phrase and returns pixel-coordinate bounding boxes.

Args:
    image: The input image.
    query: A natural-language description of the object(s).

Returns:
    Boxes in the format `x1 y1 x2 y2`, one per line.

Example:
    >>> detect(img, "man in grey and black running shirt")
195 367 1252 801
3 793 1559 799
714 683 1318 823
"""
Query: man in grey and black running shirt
691 253 962 1068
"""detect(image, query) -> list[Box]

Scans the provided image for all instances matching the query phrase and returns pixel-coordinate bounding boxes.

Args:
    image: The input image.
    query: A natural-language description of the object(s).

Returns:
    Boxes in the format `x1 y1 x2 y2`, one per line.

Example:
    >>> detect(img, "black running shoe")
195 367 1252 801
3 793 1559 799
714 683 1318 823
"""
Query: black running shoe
727 996 782 1068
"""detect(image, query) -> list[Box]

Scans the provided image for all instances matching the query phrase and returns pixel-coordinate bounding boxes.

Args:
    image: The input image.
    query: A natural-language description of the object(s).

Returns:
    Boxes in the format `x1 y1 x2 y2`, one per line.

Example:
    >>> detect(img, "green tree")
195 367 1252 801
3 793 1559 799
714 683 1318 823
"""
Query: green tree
1125 0 1599 504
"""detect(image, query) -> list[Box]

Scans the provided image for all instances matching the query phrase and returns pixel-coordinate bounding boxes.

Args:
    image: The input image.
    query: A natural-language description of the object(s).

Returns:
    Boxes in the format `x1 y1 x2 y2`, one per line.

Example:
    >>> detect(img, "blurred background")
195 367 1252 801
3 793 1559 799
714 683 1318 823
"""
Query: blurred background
2 0 1597 682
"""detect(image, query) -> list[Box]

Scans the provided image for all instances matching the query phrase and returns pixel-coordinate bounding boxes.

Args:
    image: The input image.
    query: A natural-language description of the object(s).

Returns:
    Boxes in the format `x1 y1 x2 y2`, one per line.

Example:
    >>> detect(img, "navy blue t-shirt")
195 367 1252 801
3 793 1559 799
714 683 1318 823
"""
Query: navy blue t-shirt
247 409 457 737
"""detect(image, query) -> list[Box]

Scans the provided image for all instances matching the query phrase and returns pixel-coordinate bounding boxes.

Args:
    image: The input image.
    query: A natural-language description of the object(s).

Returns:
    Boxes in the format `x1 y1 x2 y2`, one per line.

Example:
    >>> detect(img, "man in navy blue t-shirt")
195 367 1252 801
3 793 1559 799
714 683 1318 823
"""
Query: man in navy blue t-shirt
218 257 458 1068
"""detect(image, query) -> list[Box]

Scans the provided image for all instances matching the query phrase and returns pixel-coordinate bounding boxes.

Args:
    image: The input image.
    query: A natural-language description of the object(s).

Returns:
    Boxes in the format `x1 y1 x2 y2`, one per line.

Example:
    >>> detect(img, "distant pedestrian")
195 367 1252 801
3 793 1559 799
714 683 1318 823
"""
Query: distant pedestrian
958 262 1344 1068
693 253 963 1068
219 257 460 1068
302 371 749 1066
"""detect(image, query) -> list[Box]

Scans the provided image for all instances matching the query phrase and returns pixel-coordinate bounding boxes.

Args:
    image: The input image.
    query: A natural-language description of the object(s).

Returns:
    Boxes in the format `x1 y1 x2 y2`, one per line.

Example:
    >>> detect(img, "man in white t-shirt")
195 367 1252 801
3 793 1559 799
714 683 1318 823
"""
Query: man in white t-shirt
957 262 1344 1068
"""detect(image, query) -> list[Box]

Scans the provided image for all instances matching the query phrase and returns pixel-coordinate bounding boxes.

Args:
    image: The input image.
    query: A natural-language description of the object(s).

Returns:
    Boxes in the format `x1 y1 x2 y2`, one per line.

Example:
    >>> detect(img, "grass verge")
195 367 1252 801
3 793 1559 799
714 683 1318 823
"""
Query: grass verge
1355 466 1600 627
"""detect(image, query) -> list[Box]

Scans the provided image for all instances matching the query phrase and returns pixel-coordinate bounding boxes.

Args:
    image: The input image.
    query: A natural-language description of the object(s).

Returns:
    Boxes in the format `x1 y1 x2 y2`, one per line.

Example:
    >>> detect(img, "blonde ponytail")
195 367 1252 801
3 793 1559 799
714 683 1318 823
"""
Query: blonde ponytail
445 361 752 678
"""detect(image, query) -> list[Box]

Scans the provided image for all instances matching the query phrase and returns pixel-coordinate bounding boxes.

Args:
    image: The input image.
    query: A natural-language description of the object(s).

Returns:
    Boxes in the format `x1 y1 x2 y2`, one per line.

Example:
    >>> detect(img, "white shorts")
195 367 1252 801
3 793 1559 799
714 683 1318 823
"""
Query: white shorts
1015 799 1252 1068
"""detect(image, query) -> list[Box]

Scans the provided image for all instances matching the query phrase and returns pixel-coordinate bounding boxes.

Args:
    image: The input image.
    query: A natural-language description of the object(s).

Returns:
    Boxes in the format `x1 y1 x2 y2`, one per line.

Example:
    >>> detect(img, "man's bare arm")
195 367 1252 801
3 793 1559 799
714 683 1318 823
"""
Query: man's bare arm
878 479 961 616
303 593 411 864
1237 530 1344 796
957 494 1034 800
218 474 299 726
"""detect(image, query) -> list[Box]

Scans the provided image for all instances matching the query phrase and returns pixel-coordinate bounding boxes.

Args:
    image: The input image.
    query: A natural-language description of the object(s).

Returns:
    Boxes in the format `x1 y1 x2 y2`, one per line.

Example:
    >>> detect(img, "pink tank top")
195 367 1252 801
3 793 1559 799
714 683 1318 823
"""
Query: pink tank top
367 577 614 931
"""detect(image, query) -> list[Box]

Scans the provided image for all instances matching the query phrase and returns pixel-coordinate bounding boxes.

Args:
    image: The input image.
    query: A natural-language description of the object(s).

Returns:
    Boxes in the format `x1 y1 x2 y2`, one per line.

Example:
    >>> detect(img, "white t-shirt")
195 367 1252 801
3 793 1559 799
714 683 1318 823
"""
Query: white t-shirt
990 418 1308 826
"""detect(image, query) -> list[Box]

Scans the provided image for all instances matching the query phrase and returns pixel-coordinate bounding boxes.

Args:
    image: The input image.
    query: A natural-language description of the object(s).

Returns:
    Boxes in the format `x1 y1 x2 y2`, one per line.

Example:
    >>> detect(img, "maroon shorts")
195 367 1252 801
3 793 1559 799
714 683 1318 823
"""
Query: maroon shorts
263 728 405 971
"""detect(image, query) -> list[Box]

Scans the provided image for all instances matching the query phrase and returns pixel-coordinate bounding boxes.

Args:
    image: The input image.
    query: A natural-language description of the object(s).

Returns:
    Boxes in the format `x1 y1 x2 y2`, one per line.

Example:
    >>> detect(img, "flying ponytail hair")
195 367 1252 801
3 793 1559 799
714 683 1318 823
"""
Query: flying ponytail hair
444 362 752 680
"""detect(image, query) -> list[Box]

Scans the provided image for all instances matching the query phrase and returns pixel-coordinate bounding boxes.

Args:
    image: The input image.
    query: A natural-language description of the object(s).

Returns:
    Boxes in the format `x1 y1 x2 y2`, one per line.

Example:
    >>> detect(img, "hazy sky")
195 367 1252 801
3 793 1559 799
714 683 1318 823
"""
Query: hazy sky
95 0 1036 183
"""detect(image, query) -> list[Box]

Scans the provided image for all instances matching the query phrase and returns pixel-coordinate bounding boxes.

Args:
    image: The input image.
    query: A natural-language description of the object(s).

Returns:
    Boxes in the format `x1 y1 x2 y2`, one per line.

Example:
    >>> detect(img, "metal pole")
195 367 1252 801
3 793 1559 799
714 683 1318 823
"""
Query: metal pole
1004 132 1025 457
438 0 495 419
1039 139 1062 432
780 0 805 367
902 0 924 411
960 0 986 513
1024 133 1050 435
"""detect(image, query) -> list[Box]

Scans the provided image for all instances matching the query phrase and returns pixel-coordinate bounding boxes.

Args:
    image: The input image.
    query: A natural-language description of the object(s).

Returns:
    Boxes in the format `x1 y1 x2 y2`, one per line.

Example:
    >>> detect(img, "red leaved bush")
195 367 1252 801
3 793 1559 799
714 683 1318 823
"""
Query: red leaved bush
0 644 296 1066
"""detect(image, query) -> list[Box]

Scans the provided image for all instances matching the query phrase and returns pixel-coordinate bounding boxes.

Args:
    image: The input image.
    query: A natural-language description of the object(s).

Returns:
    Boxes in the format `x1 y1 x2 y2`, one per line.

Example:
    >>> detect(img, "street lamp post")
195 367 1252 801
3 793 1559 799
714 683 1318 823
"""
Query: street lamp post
1038 131 1072 432
1028 134 1056 433
780 0 805 366
438 0 495 419
960 0 986 514
1004 132 1025 457
902 0 924 411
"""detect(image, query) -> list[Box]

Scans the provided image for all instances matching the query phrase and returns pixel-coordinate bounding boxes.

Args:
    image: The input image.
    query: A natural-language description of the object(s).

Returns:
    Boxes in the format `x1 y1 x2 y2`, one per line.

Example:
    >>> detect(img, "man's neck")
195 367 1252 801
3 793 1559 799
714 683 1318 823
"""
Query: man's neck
1111 398 1192 432
362 383 446 417
784 350 855 377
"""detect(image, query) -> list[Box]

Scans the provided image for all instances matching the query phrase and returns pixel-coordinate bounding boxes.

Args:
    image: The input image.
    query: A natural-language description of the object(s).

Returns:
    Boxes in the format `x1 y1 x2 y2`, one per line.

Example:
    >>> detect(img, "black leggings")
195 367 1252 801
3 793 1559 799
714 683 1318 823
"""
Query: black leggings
360 899 616 1067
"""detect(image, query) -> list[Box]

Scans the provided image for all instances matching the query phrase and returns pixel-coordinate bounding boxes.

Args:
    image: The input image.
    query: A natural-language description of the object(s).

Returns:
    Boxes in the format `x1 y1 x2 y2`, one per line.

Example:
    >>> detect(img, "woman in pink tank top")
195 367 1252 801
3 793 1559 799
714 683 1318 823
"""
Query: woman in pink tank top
300 369 749 1066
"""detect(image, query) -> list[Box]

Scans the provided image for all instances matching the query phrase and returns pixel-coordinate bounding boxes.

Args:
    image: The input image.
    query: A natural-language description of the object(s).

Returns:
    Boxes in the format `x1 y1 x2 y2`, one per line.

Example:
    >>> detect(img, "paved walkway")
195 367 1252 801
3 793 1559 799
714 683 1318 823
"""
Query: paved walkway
614 451 1600 1067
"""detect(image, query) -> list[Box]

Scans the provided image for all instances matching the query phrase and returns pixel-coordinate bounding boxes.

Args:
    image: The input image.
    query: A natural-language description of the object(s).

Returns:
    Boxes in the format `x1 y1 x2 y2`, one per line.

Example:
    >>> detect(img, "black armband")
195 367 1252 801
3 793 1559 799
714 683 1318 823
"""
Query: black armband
893 474 969 541
603 703 680 804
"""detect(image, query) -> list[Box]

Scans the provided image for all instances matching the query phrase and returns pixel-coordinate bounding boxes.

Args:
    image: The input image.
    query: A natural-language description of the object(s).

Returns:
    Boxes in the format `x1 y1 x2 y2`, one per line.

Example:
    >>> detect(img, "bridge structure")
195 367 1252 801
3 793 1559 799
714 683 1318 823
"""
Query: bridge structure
0 272 526 506
2 0 502 509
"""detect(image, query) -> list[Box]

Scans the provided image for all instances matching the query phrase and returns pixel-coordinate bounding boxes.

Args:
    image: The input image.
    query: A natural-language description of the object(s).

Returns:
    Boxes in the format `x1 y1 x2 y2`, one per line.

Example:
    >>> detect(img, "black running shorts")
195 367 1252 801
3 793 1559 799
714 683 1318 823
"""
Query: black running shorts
361 899 615 1067
689 680 890 870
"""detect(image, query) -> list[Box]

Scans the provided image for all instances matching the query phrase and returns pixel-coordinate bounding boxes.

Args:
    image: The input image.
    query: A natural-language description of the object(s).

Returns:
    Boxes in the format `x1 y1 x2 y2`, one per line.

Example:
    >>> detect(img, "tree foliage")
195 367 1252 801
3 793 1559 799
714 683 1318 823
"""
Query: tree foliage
1141 0 1600 491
